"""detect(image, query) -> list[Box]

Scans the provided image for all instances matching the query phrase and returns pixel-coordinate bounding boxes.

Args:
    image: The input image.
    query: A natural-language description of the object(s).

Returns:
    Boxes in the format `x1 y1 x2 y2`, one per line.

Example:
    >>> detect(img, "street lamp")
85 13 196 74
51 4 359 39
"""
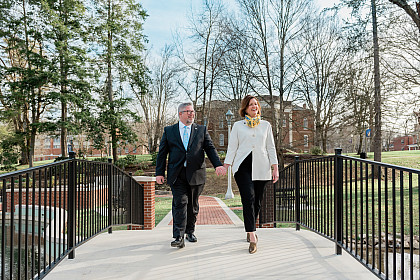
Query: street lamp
225 109 234 199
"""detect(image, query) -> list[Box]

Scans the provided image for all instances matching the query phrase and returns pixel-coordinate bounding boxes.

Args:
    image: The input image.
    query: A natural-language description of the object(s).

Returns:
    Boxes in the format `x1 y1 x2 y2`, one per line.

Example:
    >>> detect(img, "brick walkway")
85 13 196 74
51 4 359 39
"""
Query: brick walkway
169 196 234 225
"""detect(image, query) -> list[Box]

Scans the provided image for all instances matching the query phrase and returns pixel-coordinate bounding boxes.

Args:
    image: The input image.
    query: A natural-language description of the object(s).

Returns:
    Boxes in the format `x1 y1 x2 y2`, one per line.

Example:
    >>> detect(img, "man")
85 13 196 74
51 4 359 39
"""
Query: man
156 102 226 248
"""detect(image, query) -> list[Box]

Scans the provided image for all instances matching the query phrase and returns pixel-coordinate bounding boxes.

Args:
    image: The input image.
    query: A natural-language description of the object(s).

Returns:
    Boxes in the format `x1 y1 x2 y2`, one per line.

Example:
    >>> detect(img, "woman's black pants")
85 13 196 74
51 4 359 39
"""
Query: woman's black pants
234 152 268 232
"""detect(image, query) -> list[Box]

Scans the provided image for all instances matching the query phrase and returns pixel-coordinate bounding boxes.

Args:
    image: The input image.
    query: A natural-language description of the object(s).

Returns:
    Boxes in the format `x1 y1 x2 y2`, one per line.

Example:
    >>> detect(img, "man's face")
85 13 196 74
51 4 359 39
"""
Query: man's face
179 105 195 125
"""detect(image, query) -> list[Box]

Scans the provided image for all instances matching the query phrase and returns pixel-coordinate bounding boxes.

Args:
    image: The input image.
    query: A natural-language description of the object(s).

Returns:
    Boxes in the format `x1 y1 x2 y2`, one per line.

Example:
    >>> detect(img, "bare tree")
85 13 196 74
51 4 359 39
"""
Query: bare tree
236 0 279 148
269 0 310 164
217 16 253 110
387 0 420 32
382 12 420 88
176 0 229 123
371 0 382 162
340 56 375 154
292 12 345 153
132 46 178 153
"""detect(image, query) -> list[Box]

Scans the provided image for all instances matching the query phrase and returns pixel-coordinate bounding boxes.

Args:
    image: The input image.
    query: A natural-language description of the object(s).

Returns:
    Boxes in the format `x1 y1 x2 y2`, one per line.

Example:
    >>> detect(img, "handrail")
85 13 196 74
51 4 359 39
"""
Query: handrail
268 150 420 279
0 154 145 279
0 159 74 179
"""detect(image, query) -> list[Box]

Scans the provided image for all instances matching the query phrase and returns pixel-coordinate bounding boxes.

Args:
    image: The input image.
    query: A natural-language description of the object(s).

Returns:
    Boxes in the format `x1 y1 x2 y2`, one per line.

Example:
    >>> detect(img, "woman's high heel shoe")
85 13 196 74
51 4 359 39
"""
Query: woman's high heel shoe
249 242 257 254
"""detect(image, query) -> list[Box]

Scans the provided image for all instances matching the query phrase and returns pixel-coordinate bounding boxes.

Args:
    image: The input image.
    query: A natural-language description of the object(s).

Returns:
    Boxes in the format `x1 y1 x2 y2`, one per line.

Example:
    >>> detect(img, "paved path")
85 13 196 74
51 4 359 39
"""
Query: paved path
45 196 377 280
169 196 236 225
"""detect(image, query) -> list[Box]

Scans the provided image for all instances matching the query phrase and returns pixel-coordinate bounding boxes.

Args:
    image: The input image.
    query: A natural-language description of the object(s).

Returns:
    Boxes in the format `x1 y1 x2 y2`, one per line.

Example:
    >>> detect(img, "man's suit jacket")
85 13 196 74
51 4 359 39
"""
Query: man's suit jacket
155 123 222 186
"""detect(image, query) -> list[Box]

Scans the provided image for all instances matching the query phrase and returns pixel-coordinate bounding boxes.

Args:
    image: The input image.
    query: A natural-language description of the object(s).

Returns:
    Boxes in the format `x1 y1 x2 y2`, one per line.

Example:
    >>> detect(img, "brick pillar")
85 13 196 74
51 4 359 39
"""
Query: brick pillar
132 176 155 230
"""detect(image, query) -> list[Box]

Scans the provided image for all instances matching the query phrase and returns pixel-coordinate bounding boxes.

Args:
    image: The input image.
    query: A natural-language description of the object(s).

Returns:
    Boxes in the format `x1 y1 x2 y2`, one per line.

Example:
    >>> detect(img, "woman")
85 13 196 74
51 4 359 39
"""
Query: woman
223 95 279 254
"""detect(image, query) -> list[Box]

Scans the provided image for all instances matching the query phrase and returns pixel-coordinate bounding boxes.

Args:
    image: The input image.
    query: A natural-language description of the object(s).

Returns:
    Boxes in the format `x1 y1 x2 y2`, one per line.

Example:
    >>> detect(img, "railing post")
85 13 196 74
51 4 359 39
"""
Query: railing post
108 158 113 234
68 151 76 259
295 156 300 231
334 148 343 255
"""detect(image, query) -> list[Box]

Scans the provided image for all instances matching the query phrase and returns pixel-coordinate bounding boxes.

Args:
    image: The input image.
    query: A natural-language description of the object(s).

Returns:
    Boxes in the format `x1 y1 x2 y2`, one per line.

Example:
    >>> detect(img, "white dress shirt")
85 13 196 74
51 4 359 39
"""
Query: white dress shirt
179 121 192 145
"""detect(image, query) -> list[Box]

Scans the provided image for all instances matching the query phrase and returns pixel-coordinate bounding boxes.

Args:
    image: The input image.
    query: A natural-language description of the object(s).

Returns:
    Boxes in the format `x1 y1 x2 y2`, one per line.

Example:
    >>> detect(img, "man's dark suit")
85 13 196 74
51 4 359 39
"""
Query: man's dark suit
156 122 222 238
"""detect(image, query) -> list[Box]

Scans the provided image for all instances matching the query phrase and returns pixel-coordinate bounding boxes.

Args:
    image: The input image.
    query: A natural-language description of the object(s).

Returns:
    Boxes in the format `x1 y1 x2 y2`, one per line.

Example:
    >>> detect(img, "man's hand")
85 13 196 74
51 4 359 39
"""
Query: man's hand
215 166 227 176
156 175 165 185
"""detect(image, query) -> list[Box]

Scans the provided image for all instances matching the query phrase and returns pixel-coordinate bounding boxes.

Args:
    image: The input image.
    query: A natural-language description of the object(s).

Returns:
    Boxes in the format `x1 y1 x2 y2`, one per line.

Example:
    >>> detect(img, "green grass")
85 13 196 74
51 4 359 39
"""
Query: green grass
343 179 419 236
155 196 172 226
344 150 420 170
0 159 56 174
299 175 419 237
0 154 153 174
276 223 295 228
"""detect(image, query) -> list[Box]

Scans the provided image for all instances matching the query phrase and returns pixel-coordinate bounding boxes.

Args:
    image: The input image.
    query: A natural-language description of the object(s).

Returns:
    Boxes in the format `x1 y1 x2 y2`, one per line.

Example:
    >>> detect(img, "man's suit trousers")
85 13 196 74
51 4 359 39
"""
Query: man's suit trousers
171 167 204 238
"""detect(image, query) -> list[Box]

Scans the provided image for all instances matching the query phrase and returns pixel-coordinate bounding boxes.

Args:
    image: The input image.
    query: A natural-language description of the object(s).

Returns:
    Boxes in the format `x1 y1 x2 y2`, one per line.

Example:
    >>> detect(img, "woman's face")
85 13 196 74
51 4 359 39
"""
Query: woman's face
245 98 259 118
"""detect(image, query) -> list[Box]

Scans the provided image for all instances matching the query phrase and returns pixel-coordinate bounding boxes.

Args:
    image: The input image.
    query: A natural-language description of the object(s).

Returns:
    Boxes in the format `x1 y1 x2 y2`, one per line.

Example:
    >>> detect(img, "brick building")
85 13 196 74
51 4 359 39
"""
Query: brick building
391 135 418 151
197 98 315 153
34 133 148 161
390 112 420 151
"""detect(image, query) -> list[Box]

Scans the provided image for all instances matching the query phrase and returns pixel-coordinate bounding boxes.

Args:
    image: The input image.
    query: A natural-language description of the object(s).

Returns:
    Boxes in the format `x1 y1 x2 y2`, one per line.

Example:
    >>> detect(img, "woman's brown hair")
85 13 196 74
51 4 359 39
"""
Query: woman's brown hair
239 95 262 118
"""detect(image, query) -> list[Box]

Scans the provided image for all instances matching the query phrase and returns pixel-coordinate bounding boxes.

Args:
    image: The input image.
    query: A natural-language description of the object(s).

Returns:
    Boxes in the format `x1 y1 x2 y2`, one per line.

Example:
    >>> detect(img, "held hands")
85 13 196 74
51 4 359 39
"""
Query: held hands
215 166 227 176
156 175 165 185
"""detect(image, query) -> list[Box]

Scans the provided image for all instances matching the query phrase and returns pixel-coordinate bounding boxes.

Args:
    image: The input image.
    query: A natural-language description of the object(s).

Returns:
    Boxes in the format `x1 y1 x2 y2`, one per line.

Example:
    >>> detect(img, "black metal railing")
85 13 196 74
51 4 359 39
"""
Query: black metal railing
0 152 144 280
267 149 419 280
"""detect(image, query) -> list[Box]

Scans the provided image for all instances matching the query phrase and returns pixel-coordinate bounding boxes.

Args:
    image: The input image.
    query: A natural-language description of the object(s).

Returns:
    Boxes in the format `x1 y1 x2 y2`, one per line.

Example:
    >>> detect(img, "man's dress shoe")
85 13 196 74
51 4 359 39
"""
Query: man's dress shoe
186 233 197 242
171 236 185 248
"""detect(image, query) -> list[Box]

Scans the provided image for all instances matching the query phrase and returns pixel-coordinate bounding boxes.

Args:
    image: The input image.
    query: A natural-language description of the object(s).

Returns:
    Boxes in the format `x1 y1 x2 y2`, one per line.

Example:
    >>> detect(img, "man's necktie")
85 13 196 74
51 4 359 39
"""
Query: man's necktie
182 125 189 150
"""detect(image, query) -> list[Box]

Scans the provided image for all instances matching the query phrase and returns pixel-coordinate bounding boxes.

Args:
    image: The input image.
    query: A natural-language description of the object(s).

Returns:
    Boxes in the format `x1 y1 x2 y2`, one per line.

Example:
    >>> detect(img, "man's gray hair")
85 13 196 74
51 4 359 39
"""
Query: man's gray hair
178 102 194 114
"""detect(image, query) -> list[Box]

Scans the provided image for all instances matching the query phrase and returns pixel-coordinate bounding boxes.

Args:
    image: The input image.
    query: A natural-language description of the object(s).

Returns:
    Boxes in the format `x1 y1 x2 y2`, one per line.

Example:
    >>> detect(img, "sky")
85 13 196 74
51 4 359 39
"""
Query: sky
140 0 341 56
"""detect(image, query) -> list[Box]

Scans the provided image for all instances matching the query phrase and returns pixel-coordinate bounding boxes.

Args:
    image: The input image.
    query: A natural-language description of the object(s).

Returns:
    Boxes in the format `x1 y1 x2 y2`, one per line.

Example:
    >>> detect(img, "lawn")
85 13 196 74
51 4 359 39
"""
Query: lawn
155 196 172 226
344 150 420 170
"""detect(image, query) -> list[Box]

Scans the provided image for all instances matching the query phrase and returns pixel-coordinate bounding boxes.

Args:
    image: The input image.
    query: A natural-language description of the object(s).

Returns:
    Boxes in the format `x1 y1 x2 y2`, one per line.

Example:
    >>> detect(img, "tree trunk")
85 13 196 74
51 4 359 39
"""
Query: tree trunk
61 98 67 157
371 0 382 162
107 0 117 162
60 0 68 158
358 132 363 154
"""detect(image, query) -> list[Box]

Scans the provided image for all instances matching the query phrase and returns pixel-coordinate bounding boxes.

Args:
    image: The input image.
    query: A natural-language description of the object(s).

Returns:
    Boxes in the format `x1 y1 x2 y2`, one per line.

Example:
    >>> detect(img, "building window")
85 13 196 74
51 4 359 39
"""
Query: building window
401 139 404 144
219 134 224 146
44 138 51 149
303 118 308 130
125 147 129 154
304 135 309 147
133 146 137 153
219 119 224 129
53 137 60 149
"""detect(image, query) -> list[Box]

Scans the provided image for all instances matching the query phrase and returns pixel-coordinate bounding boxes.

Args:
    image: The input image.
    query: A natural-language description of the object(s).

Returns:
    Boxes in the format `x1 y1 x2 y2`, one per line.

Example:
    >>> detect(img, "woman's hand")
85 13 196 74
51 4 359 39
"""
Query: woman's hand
272 164 279 183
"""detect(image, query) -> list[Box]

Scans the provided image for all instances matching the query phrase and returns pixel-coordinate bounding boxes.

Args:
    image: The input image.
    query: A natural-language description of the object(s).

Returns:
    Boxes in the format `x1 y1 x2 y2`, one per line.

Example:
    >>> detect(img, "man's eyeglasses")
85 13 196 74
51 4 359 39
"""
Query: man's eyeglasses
181 110 195 114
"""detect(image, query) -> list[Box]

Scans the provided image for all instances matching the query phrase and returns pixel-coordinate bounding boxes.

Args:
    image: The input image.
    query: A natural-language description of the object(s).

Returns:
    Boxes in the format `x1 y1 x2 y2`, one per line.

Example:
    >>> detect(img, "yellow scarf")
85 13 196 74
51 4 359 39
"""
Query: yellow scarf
245 114 261 128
